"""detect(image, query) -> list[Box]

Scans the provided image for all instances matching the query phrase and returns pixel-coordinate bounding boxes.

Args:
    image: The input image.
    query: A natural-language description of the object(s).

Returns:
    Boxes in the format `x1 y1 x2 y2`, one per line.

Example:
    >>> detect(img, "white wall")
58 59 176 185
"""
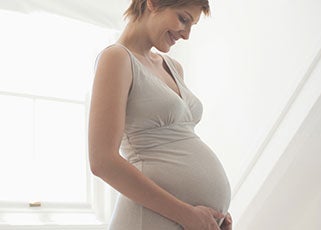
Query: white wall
235 92 321 229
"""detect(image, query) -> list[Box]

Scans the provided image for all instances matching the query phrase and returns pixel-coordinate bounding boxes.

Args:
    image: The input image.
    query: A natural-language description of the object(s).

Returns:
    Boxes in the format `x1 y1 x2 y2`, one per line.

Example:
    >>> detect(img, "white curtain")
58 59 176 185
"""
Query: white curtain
0 0 130 29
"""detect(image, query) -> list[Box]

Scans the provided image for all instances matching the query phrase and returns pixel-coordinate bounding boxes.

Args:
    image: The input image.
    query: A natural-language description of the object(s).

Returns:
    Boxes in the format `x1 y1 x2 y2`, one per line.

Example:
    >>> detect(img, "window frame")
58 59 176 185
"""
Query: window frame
0 91 115 229
0 9 121 228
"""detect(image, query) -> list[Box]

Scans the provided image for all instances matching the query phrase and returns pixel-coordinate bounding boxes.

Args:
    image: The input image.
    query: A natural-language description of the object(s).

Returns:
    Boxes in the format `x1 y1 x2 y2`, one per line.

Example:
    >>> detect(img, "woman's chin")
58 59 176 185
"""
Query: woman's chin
156 44 171 53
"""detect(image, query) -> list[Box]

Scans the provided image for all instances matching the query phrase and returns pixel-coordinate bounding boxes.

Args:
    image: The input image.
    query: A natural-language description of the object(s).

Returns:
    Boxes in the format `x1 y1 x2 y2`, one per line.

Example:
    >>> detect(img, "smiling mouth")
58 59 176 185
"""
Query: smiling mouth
168 32 177 45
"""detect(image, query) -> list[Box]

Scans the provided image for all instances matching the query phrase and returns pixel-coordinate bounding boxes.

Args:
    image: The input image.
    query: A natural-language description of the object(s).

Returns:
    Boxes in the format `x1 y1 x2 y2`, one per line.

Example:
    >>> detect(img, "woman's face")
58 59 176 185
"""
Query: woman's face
146 4 203 52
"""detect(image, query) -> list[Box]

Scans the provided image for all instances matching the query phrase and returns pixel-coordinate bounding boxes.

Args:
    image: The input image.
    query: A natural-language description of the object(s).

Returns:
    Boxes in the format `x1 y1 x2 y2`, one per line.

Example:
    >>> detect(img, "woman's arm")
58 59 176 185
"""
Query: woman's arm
88 46 224 229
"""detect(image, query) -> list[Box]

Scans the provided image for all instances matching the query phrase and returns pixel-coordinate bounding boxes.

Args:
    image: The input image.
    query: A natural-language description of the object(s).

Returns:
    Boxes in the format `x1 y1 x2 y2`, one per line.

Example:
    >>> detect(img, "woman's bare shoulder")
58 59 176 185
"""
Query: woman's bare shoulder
92 45 133 101
96 45 131 70
94 45 132 84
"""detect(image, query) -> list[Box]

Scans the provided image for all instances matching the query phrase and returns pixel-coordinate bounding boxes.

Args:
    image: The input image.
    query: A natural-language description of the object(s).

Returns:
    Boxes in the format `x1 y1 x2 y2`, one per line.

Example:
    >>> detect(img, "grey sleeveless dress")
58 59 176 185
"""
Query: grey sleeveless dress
106 44 231 229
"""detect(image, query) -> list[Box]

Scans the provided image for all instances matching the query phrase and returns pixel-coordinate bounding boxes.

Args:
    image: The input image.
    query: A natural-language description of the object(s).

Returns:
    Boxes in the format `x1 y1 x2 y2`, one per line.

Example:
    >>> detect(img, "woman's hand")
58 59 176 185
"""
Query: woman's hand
220 212 232 230
182 205 225 230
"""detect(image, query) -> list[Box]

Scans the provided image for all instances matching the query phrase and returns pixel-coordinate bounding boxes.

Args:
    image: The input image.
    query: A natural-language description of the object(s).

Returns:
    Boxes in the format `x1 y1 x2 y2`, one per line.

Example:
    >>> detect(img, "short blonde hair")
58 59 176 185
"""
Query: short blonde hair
124 0 211 21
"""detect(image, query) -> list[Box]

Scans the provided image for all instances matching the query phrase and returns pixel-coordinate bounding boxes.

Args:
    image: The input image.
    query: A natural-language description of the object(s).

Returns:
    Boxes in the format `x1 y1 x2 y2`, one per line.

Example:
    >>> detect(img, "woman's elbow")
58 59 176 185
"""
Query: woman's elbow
88 149 105 177
90 162 103 177
88 150 118 178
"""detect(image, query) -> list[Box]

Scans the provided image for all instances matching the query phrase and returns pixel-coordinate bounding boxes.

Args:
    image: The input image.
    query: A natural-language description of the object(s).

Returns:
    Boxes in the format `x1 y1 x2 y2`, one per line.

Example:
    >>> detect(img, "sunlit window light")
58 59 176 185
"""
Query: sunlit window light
0 9 119 206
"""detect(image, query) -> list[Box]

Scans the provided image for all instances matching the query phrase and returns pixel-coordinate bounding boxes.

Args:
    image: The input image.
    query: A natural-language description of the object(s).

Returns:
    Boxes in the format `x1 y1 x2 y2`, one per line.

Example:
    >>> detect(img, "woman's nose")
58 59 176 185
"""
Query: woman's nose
180 26 191 40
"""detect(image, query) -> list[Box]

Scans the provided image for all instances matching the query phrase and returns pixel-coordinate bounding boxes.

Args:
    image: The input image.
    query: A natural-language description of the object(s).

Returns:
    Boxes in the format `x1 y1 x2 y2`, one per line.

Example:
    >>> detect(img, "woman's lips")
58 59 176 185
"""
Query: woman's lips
168 32 176 45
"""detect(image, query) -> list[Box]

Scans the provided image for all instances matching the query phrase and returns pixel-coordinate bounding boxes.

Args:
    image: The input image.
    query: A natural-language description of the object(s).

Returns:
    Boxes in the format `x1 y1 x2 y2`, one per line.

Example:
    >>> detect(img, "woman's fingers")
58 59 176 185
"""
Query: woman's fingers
220 212 232 230
209 208 225 219
225 212 232 224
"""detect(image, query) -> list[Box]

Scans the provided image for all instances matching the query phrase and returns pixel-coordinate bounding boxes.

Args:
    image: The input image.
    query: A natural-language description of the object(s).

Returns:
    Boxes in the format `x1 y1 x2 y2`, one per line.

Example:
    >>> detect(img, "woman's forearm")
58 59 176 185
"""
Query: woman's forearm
92 154 193 226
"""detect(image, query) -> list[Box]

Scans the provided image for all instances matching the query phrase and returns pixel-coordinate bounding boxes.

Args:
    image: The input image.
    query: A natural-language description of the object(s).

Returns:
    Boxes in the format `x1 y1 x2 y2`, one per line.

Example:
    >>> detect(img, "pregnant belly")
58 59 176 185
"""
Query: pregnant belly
133 137 231 215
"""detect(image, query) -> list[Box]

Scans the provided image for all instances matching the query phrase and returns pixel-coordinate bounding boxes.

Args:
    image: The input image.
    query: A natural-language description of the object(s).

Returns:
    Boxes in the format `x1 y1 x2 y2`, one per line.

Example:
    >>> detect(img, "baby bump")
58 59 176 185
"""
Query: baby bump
134 137 231 215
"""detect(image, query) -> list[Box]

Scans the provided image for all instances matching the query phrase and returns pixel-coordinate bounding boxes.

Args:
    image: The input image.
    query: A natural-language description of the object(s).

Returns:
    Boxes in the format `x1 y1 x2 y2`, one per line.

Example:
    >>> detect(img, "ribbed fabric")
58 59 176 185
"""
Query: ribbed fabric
105 44 231 230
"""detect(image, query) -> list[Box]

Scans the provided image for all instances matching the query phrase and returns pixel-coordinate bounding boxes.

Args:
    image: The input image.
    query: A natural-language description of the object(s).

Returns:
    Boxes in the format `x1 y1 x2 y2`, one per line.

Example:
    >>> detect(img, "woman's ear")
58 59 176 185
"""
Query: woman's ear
146 0 156 11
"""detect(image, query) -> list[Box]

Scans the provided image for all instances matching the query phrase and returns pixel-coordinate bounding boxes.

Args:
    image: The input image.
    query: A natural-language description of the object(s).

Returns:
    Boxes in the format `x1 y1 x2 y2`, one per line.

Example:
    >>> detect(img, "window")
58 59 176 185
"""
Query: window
0 95 87 203
0 9 119 227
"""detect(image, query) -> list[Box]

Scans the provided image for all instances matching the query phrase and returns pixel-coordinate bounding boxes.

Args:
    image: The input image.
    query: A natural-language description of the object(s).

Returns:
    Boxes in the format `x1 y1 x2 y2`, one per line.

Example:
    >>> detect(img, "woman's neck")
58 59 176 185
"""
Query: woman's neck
117 19 155 59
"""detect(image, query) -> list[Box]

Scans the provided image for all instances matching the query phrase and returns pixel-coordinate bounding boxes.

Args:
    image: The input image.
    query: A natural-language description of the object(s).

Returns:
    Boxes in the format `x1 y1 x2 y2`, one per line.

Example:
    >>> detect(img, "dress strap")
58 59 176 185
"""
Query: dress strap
111 43 134 57
93 43 138 97
94 43 136 69
161 54 185 86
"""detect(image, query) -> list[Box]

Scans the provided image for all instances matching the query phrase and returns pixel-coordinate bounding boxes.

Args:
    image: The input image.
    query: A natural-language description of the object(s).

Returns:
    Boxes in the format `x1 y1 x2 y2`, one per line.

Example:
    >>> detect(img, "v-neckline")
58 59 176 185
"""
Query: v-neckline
157 54 184 100
118 44 184 101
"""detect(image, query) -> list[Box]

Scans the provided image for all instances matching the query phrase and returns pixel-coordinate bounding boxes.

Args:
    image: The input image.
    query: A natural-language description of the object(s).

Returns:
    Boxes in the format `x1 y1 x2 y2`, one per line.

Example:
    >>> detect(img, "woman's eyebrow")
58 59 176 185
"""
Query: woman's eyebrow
184 11 194 22
184 10 198 24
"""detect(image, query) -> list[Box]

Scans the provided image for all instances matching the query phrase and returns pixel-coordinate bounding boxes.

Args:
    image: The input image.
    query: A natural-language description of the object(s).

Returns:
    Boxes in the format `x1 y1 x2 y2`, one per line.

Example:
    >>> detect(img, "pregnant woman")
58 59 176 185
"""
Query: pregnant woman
88 0 232 229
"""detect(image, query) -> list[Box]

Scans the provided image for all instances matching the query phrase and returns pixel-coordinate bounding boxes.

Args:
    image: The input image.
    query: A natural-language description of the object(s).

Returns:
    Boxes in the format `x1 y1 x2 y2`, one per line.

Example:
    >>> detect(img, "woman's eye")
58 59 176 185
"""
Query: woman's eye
179 15 189 24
